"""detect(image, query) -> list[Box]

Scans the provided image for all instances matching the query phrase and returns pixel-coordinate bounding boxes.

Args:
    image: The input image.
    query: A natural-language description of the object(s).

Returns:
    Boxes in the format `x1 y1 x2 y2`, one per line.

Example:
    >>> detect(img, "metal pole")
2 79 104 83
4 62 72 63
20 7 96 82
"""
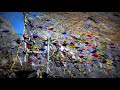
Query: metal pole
23 12 27 62
47 36 50 73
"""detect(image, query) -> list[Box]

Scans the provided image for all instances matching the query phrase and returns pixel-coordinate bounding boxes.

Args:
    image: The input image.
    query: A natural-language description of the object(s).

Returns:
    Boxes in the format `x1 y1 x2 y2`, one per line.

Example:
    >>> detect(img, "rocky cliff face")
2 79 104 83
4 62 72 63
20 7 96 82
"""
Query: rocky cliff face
21 12 120 78
0 12 120 78
0 16 19 67
44 12 120 46
0 16 34 78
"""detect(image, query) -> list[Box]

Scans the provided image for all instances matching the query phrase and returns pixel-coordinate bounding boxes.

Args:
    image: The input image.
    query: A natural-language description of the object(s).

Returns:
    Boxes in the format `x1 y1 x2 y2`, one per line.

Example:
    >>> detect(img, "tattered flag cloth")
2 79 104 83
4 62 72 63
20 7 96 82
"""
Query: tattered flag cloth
2 30 9 32
33 35 38 38
87 34 92 37
35 66 39 70
22 34 29 39
86 44 91 46
56 30 61 34
93 60 97 62
92 53 99 57
28 58 33 62
27 45 31 49
77 48 82 52
109 42 116 48
69 42 75 49
75 46 79 49
107 60 113 64
48 28 54 30
37 57 42 62
62 41 67 46
71 35 77 39
38 25 43 29
101 39 107 43
80 56 84 58
87 61 92 64
101 60 107 64
39 48 45 51
117 60 120 62
85 42 89 44
76 37 81 40
62 32 66 35
91 50 97 53
82 48 86 51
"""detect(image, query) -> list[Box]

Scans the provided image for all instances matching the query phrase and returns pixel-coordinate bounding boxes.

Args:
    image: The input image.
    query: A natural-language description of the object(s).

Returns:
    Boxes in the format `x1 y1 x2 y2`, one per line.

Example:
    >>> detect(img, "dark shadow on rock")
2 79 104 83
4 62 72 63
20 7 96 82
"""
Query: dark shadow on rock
15 70 37 78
